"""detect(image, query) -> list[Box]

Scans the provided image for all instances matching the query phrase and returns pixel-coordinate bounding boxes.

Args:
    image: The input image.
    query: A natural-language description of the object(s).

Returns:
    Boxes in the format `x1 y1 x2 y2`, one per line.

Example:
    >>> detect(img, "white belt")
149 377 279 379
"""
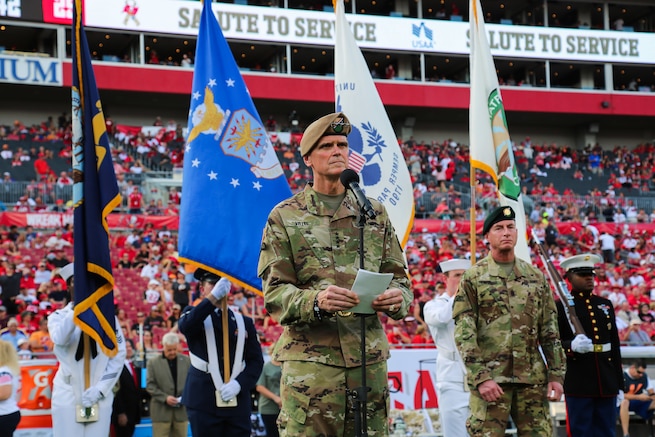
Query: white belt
438 351 457 361
593 343 612 353
189 352 209 372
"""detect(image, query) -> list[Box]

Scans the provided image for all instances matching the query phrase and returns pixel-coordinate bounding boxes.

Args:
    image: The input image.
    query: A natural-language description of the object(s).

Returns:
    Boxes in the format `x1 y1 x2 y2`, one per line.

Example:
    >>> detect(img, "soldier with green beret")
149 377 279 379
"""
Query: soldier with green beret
258 112 412 436
452 205 566 436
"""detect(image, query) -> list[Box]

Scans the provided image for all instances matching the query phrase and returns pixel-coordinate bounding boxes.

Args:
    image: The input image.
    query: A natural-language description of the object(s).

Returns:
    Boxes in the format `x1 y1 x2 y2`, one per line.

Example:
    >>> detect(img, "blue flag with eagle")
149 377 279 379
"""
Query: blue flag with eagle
178 0 292 293
334 0 414 248
71 0 121 357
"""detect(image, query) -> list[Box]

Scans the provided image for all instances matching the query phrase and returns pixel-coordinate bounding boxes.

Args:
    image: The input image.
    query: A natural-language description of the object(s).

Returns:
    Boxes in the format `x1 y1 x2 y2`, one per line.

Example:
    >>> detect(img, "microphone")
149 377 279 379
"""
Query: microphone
340 169 376 219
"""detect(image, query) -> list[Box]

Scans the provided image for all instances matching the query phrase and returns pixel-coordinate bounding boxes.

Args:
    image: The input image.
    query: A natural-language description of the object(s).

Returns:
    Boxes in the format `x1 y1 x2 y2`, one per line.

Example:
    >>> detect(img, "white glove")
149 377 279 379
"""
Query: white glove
81 386 103 408
219 380 241 401
571 334 594 354
211 278 231 300
617 390 625 405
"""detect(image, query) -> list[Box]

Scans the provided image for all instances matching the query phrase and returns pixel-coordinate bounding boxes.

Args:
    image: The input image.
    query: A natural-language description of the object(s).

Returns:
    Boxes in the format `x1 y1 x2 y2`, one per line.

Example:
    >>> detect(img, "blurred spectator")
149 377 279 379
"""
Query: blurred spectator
28 316 53 356
171 272 191 308
17 310 37 334
638 303 655 323
410 324 434 348
112 338 142 437
167 304 182 330
44 231 72 251
386 319 411 345
0 318 27 350
143 280 162 306
136 329 158 364
181 54 193 68
128 187 143 214
117 253 134 269
56 171 72 188
256 349 282 437
144 306 165 330
622 319 652 345
16 337 31 359
0 144 12 160
131 312 146 340
0 264 22 316
0 306 7 330
0 339 21 434
33 261 52 285
33 153 52 181
141 258 160 280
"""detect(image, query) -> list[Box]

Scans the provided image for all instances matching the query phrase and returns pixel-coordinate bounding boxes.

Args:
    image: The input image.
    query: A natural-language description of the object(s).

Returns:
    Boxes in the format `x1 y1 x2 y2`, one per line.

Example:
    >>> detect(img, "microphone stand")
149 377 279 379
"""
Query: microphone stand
350 205 371 437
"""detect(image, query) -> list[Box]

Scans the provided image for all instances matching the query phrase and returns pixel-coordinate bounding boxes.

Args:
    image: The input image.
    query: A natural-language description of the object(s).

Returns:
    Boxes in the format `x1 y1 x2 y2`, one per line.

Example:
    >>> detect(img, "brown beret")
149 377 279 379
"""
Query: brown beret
482 205 515 235
300 112 351 156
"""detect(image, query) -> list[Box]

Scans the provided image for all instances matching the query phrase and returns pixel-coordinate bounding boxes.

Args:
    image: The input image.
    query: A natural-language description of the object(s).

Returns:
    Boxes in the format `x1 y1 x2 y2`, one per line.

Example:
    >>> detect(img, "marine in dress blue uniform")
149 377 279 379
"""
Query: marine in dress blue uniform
177 269 264 437
556 254 623 437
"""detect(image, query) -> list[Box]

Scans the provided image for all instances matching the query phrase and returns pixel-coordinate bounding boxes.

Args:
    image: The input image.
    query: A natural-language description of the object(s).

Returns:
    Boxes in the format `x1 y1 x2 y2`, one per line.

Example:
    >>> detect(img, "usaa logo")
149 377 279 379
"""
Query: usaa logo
411 22 434 49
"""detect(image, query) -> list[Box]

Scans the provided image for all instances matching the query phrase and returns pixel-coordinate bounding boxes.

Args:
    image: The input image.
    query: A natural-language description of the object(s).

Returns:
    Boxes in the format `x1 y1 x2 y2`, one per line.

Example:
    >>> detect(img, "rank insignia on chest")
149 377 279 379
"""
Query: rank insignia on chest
597 304 610 317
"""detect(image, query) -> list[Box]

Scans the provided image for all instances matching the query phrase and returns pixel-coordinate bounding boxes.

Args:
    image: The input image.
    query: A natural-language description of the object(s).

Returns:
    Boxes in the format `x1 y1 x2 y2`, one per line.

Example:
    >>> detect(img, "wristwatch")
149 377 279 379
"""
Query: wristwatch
313 297 334 321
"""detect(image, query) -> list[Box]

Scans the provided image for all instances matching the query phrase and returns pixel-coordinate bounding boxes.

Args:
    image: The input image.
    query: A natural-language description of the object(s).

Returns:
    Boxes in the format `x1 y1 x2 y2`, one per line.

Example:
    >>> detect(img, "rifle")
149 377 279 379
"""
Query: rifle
530 228 586 336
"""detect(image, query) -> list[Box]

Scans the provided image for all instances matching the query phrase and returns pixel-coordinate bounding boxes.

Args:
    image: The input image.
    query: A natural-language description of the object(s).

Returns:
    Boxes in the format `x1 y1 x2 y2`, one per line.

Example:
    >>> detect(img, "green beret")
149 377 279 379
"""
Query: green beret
300 112 351 156
482 206 516 235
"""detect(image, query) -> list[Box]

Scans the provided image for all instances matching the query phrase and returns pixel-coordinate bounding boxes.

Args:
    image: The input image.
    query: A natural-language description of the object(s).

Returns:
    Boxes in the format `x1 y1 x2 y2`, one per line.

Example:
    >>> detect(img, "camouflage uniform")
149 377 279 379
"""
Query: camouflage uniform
258 184 411 437
452 254 565 437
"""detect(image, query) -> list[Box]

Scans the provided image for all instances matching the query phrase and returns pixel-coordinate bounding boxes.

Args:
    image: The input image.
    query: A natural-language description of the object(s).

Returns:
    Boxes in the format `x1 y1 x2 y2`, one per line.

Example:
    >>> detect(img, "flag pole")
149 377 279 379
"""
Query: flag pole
469 162 477 264
83 333 90 389
221 298 230 382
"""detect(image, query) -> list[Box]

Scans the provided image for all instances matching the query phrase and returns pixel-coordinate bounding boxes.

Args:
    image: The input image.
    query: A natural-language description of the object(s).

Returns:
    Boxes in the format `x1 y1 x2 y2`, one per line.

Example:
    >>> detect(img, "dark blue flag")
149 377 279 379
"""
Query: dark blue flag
178 0 292 293
71 0 121 357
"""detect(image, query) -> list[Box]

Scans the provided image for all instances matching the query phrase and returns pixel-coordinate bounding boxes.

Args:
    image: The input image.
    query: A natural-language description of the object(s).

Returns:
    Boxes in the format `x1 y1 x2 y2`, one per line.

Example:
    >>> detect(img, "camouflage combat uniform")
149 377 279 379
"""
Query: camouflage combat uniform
258 184 411 437
452 254 565 437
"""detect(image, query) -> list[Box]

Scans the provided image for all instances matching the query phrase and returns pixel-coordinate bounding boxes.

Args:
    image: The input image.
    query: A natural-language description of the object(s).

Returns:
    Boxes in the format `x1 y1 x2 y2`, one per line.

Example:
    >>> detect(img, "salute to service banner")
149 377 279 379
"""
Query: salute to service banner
81 0 655 64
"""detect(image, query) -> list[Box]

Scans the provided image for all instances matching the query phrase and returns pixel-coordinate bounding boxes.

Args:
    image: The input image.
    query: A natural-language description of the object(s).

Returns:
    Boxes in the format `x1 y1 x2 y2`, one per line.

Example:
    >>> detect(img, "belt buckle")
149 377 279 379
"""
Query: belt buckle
593 344 603 353
337 311 353 317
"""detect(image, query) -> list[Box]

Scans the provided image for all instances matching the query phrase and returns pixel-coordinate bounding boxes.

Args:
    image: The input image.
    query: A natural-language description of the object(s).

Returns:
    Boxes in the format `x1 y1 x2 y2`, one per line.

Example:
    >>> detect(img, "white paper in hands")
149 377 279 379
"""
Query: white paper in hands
350 269 394 314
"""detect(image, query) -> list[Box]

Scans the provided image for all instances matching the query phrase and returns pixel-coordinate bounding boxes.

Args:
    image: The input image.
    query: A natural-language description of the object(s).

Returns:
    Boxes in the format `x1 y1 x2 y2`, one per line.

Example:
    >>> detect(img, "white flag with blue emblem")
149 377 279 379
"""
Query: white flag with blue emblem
469 0 530 262
334 0 414 247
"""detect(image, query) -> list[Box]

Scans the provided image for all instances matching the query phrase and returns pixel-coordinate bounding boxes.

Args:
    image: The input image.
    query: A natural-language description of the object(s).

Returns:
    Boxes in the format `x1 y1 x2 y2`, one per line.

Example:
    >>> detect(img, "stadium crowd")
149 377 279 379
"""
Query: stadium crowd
2 115 655 359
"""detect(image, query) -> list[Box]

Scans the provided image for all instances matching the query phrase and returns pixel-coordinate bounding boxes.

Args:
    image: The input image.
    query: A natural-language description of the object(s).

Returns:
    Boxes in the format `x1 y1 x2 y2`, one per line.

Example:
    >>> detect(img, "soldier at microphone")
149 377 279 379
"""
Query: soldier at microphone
178 268 263 436
258 112 412 436
556 254 623 437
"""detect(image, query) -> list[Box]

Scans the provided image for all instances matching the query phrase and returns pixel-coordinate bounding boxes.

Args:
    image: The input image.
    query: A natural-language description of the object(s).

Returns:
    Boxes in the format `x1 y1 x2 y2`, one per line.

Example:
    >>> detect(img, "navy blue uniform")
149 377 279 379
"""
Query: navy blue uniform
556 291 623 437
178 298 263 437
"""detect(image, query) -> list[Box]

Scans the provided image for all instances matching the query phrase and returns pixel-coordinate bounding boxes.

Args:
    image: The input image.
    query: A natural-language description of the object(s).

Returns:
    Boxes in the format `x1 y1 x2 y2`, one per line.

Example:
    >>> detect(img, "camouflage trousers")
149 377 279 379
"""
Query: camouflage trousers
467 383 552 437
278 360 389 437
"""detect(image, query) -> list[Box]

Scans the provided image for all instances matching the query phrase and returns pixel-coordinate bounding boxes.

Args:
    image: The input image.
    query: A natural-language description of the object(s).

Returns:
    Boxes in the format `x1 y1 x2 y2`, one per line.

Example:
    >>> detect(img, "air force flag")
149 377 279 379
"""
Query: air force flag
178 0 292 293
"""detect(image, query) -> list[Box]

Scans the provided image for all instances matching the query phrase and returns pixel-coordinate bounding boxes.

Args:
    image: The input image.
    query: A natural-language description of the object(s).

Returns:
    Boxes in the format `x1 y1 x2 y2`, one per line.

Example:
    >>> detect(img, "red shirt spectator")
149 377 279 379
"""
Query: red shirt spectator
168 188 181 205
33 155 52 180
128 188 143 214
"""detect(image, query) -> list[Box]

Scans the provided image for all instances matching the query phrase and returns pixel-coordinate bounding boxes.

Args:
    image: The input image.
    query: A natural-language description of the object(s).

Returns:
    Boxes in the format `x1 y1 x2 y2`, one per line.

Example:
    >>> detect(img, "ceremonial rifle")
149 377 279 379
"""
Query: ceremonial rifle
530 228 586 336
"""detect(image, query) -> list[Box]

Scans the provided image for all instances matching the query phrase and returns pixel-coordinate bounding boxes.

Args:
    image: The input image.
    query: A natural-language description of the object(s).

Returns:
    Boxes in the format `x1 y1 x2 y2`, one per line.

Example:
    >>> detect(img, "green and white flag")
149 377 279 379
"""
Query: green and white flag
469 0 530 262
